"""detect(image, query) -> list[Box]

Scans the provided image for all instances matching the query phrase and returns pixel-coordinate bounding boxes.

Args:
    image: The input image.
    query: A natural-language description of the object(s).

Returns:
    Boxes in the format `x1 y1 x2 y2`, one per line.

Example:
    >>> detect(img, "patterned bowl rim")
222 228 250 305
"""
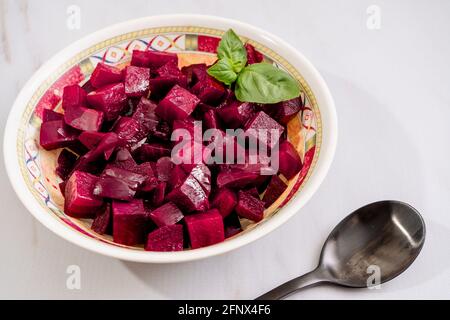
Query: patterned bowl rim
3 14 337 263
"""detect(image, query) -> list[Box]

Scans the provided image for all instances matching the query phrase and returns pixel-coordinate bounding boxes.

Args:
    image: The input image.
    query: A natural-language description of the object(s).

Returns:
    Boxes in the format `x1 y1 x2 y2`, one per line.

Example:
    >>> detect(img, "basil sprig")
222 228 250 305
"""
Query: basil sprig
207 29 300 103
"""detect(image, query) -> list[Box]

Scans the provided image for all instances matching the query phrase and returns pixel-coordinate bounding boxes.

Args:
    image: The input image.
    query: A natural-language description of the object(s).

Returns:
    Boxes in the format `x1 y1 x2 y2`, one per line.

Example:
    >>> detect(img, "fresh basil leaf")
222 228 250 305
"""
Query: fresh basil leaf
235 63 300 103
217 29 247 73
207 58 238 86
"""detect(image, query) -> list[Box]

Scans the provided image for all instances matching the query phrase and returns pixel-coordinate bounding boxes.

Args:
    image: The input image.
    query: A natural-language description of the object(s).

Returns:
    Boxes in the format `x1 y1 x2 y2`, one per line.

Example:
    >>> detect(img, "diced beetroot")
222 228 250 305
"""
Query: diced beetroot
56 149 78 181
112 148 136 169
156 85 200 122
93 166 146 201
167 165 187 190
191 75 226 105
81 80 95 94
78 131 106 149
216 170 259 189
113 116 140 145
149 202 184 227
131 97 159 141
203 109 221 129
272 97 302 125
211 188 237 218
188 164 212 195
90 63 123 89
40 120 79 150
156 156 174 182
152 182 167 207
124 66 150 97
145 224 184 252
217 100 257 128
150 62 188 96
134 162 158 192
64 171 103 218
236 190 265 222
244 111 285 149
245 187 260 198
131 50 178 69
245 43 264 65
83 132 120 162
185 209 224 249
87 83 127 121
278 140 303 179
167 174 209 212
155 61 181 78
64 106 104 131
224 212 242 238
172 117 196 142
91 203 112 235
134 143 171 162
112 199 148 246
181 63 207 87
62 85 86 110
153 121 171 141
262 175 288 207
42 109 63 122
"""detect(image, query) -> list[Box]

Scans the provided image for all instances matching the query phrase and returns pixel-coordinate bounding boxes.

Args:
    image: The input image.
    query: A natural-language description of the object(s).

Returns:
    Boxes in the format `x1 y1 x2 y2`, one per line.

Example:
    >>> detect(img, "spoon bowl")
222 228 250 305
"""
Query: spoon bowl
257 200 426 299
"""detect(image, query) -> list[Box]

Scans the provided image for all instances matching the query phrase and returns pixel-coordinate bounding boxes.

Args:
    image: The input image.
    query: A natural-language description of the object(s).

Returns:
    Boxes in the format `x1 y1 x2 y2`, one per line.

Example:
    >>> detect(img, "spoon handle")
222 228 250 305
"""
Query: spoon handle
256 268 325 300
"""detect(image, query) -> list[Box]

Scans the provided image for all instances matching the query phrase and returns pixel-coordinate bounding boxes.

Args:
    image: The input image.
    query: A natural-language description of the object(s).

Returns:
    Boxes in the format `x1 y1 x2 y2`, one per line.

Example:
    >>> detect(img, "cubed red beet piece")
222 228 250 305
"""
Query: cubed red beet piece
224 212 243 238
62 85 86 110
272 97 302 125
156 156 174 182
64 171 103 218
113 116 140 145
191 75 226 105
203 109 221 129
134 162 158 192
149 202 184 227
185 209 224 249
278 140 303 179
262 175 288 207
81 132 120 163
90 63 123 89
131 50 178 69
112 148 136 169
152 182 167 207
81 80 95 94
134 143 171 162
150 62 188 95
245 187 260 198
87 83 127 121
56 149 78 181
167 174 209 212
78 131 106 149
124 66 150 97
168 165 187 190
244 111 285 149
156 85 200 122
64 106 104 132
236 190 265 222
217 100 257 128
93 166 146 201
188 164 212 195
216 170 260 189
91 203 112 235
181 63 207 87
112 199 148 246
42 109 63 122
245 43 264 65
132 97 159 140
40 120 79 150
211 188 237 218
145 224 184 252
155 61 181 78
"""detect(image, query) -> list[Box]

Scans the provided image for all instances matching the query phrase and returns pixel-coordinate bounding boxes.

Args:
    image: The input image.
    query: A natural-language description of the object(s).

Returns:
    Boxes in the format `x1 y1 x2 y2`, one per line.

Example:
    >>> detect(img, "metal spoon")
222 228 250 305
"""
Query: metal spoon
257 200 426 300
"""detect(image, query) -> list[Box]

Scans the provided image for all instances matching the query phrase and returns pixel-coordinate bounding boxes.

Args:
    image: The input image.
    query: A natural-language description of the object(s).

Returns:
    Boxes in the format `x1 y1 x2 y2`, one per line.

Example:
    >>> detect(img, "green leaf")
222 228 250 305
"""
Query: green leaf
217 29 247 73
235 63 300 103
207 58 238 85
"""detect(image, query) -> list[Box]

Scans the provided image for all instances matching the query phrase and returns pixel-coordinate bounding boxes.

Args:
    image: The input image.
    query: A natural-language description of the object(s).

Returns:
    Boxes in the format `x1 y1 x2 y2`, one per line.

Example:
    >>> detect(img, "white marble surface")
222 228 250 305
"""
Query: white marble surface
1 0 450 299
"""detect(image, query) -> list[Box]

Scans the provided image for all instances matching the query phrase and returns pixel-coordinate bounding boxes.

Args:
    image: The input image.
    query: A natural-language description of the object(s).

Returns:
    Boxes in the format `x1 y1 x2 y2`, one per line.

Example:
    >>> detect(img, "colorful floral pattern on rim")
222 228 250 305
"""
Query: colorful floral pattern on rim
17 27 322 249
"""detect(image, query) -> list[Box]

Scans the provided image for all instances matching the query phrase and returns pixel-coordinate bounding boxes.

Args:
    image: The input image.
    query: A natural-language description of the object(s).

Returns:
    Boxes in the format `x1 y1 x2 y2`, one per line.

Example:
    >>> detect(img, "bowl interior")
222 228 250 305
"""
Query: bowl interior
17 26 322 251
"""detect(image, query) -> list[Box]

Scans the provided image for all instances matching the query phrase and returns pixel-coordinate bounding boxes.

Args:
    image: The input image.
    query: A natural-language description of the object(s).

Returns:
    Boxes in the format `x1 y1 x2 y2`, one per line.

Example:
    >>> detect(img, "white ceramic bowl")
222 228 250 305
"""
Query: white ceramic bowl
3 14 337 263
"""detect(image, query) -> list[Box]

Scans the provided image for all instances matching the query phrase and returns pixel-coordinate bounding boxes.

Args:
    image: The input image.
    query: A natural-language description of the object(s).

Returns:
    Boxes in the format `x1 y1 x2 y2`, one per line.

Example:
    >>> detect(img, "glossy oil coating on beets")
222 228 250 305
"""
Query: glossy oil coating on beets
39 46 305 252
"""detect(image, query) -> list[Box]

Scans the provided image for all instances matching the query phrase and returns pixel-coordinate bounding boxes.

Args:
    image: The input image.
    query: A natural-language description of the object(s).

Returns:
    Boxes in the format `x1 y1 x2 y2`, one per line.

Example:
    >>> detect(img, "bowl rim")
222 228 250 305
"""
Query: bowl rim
3 14 337 263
